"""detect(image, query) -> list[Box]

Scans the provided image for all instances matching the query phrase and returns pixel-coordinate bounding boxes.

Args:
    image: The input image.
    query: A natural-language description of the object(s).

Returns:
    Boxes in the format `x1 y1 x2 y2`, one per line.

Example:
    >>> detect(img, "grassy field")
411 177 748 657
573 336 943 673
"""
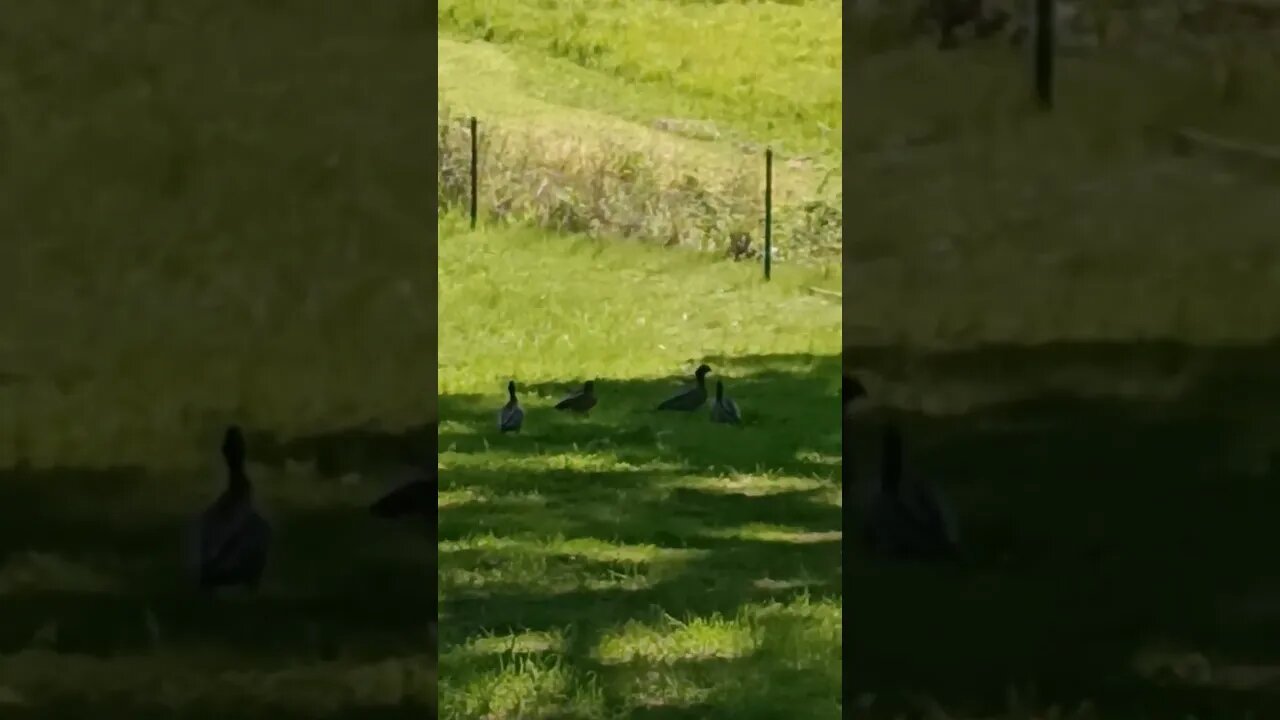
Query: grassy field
437 3 843 717
436 216 841 719
436 0 842 261
844 13 1280 720
0 2 435 717
438 0 840 158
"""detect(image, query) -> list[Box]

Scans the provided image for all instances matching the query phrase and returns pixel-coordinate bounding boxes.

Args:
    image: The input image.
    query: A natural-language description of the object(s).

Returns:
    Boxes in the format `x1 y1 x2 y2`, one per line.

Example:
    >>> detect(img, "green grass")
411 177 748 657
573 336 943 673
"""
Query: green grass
0 2 435 717
436 216 842 719
436 0 842 261
843 32 1280 342
842 21 1280 720
438 0 841 159
848 342 1280 719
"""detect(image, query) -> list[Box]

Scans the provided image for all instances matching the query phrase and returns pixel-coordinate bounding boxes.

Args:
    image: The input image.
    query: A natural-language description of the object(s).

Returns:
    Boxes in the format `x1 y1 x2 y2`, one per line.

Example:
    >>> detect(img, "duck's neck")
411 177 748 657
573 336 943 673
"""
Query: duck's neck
882 445 901 495
226 463 251 498
508 387 517 403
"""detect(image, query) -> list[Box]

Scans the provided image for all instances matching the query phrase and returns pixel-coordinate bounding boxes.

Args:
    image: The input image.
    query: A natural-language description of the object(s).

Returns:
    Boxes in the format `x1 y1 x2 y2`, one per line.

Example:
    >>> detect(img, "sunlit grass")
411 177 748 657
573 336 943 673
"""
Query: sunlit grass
436 0 843 262
842 40 1280 348
437 218 839 393
438 0 840 158
438 219 841 718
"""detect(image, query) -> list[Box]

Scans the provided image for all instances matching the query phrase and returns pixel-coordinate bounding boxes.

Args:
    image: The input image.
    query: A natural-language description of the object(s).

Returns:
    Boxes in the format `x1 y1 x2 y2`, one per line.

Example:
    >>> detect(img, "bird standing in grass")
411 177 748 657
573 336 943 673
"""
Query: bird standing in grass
498 380 524 432
863 425 959 561
554 380 597 414
187 425 272 592
842 373 867 418
657 363 712 411
842 373 868 487
709 379 741 425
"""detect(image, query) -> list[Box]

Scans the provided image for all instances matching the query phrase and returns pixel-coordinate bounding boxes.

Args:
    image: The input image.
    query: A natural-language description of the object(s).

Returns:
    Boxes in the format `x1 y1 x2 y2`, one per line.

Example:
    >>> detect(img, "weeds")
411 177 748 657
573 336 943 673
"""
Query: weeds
437 102 842 261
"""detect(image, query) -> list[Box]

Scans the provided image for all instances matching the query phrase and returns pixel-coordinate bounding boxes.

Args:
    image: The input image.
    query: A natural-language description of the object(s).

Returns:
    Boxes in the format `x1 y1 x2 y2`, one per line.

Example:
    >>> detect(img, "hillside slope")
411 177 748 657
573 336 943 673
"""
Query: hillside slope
436 0 843 263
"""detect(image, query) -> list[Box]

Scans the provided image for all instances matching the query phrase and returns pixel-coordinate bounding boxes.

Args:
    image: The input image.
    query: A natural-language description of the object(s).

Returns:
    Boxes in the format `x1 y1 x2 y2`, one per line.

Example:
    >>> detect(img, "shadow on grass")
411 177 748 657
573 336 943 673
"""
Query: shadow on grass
439 352 841 475
439 468 838 544
244 422 437 479
439 608 840 719
0 459 435 717
437 352 842 717
0 356 837 716
439 477 841 626
845 339 1280 718
4 705 437 720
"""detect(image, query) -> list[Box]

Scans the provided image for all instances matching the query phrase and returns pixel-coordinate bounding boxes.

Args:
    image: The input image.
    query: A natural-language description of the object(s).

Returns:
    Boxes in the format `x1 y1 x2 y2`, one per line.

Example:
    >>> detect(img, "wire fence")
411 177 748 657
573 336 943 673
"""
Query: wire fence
436 106 843 272
454 115 782 280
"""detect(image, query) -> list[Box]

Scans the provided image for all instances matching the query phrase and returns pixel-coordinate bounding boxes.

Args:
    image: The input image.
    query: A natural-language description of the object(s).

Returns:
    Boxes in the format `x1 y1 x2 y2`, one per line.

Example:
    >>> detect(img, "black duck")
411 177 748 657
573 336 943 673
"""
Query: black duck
554 380 597 413
657 364 712 411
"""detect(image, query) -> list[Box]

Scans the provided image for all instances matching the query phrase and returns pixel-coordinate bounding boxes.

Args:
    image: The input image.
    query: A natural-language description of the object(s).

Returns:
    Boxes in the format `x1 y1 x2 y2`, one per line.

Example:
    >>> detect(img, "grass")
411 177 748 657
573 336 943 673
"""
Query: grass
436 0 842 260
438 0 841 159
848 342 1280 718
843 13 1280 720
0 2 435 717
436 215 842 719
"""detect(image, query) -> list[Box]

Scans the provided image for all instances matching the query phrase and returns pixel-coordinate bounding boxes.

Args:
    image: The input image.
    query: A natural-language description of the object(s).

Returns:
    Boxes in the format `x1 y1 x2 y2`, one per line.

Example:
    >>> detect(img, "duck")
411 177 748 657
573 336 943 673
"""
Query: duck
709 379 741 425
187 425 272 591
842 373 867 417
657 363 712 411
863 424 959 561
498 380 524 432
370 465 437 521
554 380 597 413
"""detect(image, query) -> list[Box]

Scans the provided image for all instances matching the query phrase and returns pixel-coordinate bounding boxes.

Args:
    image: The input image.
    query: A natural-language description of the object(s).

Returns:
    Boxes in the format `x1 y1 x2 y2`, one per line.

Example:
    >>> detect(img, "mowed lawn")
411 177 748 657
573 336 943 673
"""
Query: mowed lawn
436 218 842 719
0 3 435 718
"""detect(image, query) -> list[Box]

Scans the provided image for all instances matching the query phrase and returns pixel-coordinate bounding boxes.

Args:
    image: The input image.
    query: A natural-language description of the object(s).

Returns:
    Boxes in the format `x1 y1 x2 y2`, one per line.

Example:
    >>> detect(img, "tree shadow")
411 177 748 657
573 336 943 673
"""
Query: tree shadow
6 703 436 720
439 474 840 611
0 464 152 562
0 461 432 661
438 353 841 478
437 352 842 715
438 468 840 622
441 611 838 719
845 338 1280 717
244 422 437 480
439 467 837 540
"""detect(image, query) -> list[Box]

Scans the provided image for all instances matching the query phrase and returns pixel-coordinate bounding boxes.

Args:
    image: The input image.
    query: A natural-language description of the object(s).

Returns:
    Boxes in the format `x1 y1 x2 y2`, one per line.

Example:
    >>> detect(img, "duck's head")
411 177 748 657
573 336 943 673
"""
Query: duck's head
583 380 595 394
695 364 712 379
843 374 867 406
222 425 246 466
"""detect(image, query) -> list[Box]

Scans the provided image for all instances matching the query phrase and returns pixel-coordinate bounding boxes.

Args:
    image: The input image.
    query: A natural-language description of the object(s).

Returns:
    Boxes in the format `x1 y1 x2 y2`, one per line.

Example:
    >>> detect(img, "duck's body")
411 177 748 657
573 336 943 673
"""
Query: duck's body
863 425 958 561
709 380 740 425
188 426 272 591
842 374 867 417
196 506 271 589
657 364 712 411
555 381 597 413
498 380 524 432
842 373 868 488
